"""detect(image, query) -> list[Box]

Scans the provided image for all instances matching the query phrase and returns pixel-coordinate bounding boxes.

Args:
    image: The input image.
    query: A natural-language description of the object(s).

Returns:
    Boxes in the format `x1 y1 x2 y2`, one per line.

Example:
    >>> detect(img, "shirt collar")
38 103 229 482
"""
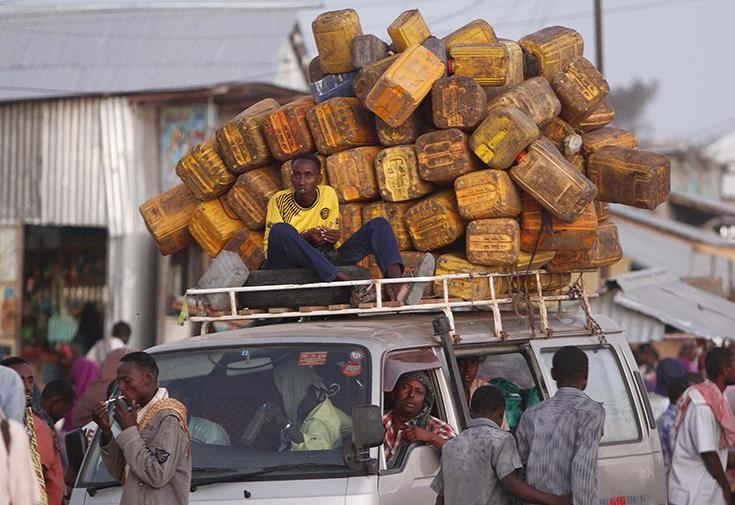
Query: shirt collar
467 417 500 429
555 387 588 398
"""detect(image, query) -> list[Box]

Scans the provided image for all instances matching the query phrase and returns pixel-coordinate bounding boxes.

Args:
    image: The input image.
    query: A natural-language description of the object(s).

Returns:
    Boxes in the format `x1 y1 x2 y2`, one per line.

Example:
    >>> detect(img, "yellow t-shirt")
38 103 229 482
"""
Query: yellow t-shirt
263 185 341 256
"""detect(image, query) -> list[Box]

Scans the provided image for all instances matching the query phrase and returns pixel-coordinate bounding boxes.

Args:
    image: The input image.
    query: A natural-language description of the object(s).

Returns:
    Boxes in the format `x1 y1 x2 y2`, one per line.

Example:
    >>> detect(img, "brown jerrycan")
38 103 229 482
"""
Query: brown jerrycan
308 56 325 83
581 127 638 157
547 219 622 271
454 169 521 220
434 253 507 300
352 34 389 69
262 97 315 161
466 218 521 267
225 165 283 230
541 117 575 150
374 145 435 202
362 201 414 250
340 202 366 243
551 56 610 128
139 184 199 255
431 76 487 131
443 19 497 49
539 117 584 169
500 40 525 88
512 271 571 293
388 9 431 52
595 201 609 222
405 190 466 251
312 9 363 74
488 77 561 127
422 37 448 75
189 198 245 257
281 155 328 189
215 98 280 174
224 228 266 271
306 97 378 155
354 54 400 102
448 43 508 87
415 129 480 183
515 250 556 270
518 26 584 80
587 146 670 209
176 140 236 201
470 106 539 169
509 137 597 222
365 44 445 128
579 97 615 132
376 112 423 146
326 146 381 202
520 194 597 252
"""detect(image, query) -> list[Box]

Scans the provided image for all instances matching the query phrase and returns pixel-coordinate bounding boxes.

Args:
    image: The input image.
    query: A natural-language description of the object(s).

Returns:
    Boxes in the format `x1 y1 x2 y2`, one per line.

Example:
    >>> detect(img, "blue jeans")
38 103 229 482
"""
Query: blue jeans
263 218 404 281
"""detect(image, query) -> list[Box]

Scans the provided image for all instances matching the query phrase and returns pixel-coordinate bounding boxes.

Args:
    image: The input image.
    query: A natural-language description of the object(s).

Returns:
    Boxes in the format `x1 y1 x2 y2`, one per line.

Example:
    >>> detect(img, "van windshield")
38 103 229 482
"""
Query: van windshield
77 344 370 486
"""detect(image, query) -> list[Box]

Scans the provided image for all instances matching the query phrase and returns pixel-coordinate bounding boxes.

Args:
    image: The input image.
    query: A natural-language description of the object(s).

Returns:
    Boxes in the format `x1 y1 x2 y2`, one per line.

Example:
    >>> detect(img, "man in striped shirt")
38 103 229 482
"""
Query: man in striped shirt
516 346 605 505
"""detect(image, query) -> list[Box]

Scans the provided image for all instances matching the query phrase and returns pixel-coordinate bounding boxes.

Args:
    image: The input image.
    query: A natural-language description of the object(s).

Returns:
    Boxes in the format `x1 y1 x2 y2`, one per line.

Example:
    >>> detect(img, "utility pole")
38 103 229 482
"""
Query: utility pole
594 0 604 73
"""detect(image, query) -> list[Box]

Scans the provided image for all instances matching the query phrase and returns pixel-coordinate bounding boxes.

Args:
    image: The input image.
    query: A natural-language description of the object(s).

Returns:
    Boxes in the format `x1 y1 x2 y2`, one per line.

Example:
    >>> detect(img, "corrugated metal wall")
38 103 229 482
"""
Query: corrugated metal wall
0 97 158 346
0 102 42 223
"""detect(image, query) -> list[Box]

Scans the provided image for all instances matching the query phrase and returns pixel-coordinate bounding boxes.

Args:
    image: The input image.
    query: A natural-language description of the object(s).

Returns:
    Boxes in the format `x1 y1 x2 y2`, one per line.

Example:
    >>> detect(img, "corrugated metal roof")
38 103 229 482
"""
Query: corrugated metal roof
612 205 734 280
0 2 313 102
606 268 735 340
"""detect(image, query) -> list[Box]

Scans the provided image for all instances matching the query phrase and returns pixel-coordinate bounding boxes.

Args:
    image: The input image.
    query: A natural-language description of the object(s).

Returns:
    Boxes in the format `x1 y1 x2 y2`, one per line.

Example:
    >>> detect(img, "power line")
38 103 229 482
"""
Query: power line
493 0 713 29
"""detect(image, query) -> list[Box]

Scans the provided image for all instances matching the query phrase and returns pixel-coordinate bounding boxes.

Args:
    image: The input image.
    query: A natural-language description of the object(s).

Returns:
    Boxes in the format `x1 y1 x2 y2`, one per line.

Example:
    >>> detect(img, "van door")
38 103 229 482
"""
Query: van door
529 333 667 505
378 348 461 505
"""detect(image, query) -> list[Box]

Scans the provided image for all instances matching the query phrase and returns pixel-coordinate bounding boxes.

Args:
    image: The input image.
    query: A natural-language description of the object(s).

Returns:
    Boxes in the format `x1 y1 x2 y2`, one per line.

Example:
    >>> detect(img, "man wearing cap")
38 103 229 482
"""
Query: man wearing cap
383 371 456 467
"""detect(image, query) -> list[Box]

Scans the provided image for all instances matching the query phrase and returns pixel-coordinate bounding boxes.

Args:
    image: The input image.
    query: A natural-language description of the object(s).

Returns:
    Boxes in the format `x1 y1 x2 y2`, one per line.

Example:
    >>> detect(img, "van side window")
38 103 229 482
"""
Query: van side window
460 352 540 430
539 347 641 444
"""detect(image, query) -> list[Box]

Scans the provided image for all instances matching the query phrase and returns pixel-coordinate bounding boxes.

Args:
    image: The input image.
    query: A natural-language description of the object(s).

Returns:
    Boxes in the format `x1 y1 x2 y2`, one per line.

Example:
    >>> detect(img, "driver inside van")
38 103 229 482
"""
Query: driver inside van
383 371 456 467
271 363 352 452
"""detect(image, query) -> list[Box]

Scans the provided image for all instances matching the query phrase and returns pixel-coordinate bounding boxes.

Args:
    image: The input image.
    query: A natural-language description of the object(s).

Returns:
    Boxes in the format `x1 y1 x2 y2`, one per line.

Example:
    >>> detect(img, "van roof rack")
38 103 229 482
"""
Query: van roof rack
184 270 600 340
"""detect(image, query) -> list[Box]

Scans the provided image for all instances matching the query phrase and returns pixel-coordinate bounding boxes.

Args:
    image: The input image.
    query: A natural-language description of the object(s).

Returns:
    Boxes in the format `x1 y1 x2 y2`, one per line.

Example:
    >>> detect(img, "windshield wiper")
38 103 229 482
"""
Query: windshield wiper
86 481 121 497
190 463 351 491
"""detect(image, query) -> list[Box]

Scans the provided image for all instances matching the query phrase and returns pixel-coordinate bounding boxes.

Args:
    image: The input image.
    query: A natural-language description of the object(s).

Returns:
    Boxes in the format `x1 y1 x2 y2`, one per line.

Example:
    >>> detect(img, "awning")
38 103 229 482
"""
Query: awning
600 268 735 341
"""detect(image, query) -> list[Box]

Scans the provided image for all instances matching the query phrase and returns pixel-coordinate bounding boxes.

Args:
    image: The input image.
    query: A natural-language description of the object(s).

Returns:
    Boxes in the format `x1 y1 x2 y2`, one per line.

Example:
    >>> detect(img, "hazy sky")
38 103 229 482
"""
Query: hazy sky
299 0 735 143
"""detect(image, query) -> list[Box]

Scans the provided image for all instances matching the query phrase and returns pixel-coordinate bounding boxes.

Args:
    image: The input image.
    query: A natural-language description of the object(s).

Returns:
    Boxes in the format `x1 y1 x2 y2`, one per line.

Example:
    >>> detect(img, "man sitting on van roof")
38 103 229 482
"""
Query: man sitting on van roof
263 153 433 305
383 371 456 467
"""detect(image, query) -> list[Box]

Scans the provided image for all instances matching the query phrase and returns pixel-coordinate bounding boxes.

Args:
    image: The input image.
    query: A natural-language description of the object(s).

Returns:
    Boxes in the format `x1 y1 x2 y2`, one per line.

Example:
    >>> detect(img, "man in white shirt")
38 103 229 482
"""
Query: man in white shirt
668 347 735 505
87 321 132 366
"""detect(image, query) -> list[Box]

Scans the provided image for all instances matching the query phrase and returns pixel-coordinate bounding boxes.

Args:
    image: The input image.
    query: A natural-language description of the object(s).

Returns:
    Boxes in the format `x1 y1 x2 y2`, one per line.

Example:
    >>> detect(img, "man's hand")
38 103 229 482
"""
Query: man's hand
91 402 112 433
302 228 326 246
112 398 139 431
402 425 435 444
320 228 340 245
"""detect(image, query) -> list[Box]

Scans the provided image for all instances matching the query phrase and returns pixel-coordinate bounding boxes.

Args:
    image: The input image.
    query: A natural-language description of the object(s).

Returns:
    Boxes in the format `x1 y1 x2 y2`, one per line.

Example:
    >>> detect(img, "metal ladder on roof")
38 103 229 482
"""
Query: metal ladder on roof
183 270 600 339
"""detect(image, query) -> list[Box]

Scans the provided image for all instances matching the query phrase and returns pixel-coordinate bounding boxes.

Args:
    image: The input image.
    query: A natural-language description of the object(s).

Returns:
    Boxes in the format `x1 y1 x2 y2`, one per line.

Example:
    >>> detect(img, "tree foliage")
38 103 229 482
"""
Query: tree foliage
609 78 659 134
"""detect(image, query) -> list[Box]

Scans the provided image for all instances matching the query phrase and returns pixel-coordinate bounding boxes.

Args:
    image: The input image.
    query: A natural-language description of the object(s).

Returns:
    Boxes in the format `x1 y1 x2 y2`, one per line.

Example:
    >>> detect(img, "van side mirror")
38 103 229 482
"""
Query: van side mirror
65 429 88 481
351 404 385 449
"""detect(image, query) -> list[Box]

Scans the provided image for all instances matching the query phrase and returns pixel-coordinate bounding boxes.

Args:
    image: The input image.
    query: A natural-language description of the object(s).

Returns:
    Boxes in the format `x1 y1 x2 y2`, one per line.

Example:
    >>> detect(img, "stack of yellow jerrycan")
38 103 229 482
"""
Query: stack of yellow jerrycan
139 6 673 305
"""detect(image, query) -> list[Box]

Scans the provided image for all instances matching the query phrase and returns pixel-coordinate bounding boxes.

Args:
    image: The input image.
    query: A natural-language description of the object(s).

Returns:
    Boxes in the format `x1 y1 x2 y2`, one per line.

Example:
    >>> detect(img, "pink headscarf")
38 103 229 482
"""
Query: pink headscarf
72 347 129 428
63 357 100 432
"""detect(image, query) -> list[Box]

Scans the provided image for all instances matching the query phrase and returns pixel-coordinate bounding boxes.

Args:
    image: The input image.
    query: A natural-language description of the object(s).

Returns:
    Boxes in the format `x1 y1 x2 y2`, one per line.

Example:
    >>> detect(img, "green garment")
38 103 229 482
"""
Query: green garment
489 377 540 430
291 398 352 452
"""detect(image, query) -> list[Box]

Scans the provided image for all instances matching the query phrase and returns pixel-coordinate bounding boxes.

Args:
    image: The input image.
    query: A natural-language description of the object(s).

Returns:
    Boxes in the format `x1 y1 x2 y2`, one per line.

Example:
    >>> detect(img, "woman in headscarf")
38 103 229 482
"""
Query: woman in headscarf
382 371 456 467
271 363 352 452
73 348 128 428
62 345 99 433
